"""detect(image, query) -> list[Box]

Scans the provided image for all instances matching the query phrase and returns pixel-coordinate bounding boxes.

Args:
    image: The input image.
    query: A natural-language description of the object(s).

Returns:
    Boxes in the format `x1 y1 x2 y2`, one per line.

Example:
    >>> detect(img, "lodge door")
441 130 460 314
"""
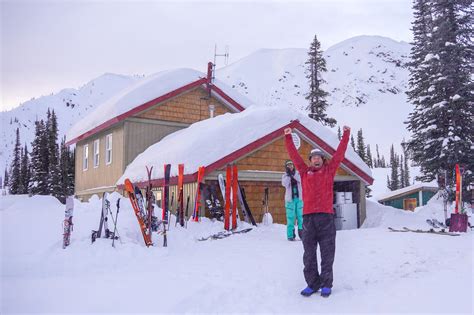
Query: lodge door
403 198 417 211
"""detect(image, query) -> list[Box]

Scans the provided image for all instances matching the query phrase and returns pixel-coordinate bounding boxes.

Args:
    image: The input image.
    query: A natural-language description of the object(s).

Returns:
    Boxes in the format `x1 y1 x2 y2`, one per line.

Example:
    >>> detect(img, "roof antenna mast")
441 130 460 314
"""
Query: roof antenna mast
212 44 229 83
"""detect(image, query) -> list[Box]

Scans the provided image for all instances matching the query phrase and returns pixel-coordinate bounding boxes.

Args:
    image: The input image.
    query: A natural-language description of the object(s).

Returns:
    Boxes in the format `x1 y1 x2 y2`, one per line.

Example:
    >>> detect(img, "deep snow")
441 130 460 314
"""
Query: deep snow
1 190 472 314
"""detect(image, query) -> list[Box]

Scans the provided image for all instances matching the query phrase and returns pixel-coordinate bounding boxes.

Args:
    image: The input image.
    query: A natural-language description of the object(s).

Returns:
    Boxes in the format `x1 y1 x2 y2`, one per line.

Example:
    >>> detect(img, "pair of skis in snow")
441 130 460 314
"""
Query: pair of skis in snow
426 218 447 229
218 164 257 231
202 183 225 221
198 228 253 241
388 227 460 236
124 166 159 247
125 164 191 247
91 192 121 245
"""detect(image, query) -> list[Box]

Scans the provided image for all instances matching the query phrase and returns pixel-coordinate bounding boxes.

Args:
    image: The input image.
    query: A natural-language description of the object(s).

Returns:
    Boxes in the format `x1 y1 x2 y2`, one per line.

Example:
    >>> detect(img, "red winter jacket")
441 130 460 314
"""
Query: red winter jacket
285 130 350 215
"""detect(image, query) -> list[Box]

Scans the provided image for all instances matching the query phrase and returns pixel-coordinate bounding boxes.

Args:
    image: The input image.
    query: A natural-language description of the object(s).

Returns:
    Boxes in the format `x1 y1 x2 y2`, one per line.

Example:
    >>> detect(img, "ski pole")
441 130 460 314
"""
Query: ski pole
112 199 121 247
185 195 190 229
169 192 174 230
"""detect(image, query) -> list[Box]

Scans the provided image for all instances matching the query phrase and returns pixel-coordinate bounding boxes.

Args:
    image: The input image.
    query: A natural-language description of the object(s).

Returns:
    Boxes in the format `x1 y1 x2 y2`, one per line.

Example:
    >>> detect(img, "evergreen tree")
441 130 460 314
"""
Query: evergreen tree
18 147 25 193
389 145 400 190
366 144 374 168
375 144 381 168
30 120 49 195
400 155 406 188
4 167 9 188
381 156 387 168
386 175 391 190
350 135 356 150
59 136 75 201
9 128 21 194
406 0 474 188
68 148 75 195
47 110 61 197
19 143 30 194
305 35 336 127
337 126 342 140
404 151 411 187
356 129 367 163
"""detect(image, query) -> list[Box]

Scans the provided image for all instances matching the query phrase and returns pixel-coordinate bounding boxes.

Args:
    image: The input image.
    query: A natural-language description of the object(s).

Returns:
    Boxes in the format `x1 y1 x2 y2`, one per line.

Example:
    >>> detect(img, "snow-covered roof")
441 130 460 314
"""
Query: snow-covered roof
377 183 438 202
117 105 373 186
65 68 255 144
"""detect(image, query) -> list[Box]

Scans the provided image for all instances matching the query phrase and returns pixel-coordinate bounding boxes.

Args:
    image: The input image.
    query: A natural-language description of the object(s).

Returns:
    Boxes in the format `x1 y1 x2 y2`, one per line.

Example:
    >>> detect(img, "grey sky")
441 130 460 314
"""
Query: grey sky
1 0 413 111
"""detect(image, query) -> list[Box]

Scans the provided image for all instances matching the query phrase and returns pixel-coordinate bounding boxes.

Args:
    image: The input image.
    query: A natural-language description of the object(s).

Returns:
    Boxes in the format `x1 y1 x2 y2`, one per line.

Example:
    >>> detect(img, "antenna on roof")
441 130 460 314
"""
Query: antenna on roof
213 44 230 81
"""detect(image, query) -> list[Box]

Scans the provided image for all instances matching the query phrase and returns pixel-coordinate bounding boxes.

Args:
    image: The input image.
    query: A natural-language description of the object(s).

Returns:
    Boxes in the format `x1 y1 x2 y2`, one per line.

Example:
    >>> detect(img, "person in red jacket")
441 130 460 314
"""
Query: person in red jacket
284 126 350 298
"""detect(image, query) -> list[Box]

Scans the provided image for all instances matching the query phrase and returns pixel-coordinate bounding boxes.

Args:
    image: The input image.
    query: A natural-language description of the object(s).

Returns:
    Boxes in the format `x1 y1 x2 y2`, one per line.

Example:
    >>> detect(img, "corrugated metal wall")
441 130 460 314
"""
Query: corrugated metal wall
124 120 184 167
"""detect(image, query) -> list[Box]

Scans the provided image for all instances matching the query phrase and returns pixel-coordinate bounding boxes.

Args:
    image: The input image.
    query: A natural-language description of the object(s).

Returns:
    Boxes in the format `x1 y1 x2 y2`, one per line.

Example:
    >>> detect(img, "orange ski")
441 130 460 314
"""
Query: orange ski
124 178 153 247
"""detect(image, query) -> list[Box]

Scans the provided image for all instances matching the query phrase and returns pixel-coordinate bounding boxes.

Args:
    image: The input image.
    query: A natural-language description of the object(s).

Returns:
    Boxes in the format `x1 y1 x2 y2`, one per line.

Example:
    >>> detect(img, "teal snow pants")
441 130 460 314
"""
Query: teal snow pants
285 198 303 239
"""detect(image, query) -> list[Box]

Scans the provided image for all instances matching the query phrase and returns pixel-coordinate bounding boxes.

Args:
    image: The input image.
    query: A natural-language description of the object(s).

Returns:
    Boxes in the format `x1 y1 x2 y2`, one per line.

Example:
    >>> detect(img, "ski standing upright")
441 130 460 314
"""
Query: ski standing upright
62 196 74 249
163 164 171 247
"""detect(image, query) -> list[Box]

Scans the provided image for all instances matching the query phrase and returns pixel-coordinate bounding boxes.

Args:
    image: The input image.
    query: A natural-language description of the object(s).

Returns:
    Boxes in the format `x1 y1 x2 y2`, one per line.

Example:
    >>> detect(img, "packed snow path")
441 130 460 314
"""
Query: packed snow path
1 194 472 314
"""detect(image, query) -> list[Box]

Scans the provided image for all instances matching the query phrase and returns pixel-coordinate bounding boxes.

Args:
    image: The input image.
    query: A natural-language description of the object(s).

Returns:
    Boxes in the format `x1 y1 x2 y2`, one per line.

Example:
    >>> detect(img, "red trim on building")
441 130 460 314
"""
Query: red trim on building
66 76 247 146
205 122 298 173
118 119 373 188
210 85 246 112
66 78 207 145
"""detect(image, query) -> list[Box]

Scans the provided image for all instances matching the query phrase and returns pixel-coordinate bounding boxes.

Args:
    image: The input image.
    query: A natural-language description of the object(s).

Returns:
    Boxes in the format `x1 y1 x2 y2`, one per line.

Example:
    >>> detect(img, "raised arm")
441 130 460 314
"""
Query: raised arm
284 128 307 174
328 126 350 174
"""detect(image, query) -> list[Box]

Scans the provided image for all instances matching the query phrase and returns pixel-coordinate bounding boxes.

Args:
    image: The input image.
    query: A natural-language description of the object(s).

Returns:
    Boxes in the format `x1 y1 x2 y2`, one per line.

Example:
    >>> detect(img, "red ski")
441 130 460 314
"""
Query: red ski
224 165 232 231
232 165 238 230
193 166 206 222
124 178 153 247
177 164 185 227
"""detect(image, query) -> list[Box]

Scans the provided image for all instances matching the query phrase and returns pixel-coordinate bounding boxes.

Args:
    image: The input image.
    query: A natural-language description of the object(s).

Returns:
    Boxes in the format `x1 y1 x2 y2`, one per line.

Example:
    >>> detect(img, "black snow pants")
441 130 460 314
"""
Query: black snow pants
302 213 336 289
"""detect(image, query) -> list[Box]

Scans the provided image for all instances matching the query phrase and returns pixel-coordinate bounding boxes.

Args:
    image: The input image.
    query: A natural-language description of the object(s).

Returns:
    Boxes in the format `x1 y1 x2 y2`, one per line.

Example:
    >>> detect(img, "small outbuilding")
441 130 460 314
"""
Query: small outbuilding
377 184 438 211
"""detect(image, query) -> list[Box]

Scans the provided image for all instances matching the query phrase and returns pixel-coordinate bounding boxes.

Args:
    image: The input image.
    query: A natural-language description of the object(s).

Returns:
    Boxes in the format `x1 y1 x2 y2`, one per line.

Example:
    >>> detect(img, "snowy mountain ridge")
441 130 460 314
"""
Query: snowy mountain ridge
1 35 411 174
0 73 141 170
217 35 412 157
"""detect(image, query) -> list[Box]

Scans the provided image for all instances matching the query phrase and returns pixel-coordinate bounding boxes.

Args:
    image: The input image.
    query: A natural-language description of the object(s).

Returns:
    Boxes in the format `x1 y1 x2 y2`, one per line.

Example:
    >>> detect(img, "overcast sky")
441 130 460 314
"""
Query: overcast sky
1 0 413 111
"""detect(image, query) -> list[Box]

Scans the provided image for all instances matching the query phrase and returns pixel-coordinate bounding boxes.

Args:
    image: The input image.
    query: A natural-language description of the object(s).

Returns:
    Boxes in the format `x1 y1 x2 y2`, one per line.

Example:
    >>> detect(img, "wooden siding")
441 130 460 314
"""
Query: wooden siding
75 124 124 197
234 136 350 176
136 87 231 124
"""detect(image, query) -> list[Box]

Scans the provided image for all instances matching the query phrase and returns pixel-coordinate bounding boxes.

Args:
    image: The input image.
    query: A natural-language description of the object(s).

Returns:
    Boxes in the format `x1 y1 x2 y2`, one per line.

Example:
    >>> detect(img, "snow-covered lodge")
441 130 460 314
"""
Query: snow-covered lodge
66 63 374 226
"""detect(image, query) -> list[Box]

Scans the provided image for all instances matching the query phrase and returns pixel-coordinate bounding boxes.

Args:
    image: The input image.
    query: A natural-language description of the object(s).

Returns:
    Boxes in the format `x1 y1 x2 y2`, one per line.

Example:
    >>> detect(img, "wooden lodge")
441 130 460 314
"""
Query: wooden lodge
66 64 251 200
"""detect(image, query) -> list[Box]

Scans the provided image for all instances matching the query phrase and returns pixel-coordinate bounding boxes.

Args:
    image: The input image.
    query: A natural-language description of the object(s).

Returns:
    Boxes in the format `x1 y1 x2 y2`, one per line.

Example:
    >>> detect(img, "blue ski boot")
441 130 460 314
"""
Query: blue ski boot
321 287 331 298
300 286 317 297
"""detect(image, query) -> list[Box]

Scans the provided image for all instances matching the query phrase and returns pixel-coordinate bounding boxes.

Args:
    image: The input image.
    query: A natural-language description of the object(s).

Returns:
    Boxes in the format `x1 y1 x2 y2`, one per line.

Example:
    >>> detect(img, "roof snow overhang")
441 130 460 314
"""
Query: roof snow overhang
117 120 374 190
65 78 246 146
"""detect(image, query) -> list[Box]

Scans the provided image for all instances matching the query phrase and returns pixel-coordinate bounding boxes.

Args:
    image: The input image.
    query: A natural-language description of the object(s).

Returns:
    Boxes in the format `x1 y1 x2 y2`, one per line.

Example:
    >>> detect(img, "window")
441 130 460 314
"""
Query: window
83 144 89 171
93 139 100 168
105 134 113 165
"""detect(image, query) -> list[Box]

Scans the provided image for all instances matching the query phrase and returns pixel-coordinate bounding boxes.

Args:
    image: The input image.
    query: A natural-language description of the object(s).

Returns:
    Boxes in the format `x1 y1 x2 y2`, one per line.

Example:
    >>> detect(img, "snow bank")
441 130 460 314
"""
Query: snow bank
118 105 371 185
1 194 472 314
362 192 458 229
